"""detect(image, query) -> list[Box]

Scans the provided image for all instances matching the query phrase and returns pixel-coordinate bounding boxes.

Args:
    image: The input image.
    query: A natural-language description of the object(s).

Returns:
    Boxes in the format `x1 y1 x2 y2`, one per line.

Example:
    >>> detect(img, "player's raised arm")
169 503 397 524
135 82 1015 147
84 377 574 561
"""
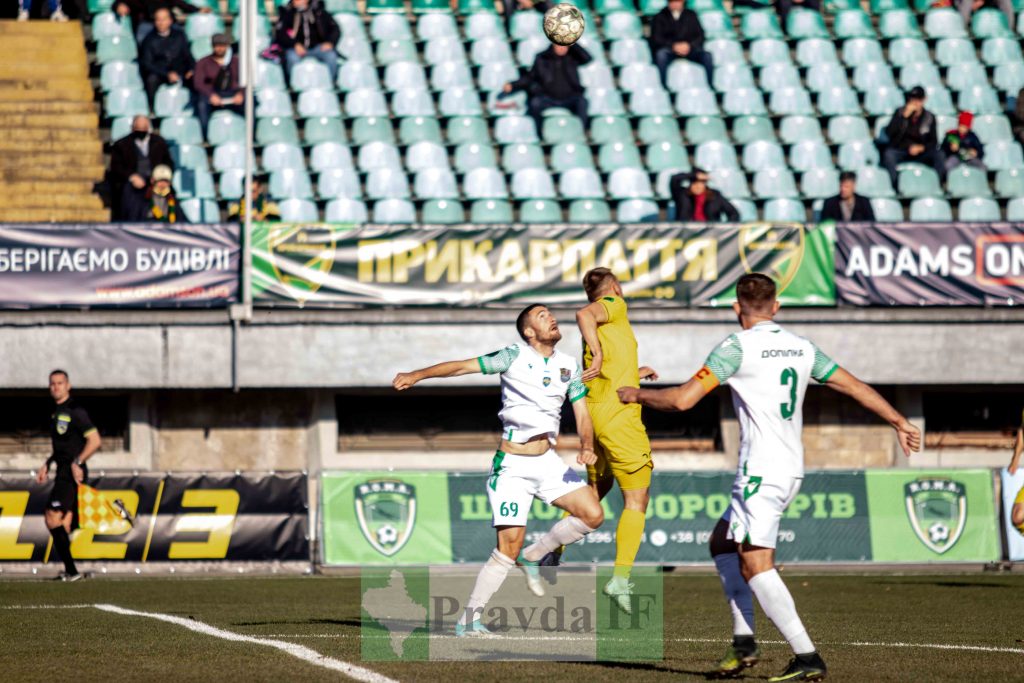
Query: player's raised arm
824 367 921 457
392 357 481 391
576 299 610 382
617 375 710 412
567 366 597 465
1007 421 1022 474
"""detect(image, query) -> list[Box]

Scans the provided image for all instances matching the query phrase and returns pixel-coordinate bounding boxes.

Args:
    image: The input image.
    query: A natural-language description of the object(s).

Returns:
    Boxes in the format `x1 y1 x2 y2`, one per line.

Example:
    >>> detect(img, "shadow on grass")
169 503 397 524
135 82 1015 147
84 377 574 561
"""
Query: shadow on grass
869 580 1014 589
231 618 362 627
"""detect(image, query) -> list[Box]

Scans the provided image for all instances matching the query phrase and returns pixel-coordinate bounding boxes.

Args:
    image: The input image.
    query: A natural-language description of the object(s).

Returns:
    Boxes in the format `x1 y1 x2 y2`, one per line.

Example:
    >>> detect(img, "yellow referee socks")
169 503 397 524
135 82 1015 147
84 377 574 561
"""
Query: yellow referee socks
613 508 646 579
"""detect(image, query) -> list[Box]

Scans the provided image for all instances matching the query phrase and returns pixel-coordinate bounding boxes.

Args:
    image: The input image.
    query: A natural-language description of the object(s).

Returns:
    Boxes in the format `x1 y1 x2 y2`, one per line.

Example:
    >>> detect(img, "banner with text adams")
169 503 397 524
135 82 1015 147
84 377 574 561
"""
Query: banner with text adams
835 223 1024 306
251 223 834 308
0 224 239 308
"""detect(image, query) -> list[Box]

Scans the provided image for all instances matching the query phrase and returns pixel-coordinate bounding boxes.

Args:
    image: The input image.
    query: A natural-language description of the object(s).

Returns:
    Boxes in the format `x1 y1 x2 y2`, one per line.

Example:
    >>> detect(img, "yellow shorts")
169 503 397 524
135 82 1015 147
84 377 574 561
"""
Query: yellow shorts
586 402 653 491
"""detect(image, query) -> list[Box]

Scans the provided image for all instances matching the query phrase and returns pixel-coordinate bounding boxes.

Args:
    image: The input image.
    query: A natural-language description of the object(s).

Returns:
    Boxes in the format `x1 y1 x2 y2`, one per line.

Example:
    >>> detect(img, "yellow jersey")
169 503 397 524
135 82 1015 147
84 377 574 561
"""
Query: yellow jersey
583 296 640 405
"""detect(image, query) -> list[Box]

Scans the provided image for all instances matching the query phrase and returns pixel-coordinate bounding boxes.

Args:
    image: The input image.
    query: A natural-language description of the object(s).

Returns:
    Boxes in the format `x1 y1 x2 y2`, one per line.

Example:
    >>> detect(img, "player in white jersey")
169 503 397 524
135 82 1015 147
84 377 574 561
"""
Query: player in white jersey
618 274 920 682
393 303 605 637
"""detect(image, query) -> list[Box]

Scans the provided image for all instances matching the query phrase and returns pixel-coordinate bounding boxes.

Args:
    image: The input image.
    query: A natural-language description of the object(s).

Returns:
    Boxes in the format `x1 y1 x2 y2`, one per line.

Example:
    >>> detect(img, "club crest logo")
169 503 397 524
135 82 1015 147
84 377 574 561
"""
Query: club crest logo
355 479 417 557
560 368 571 383
904 478 967 554
265 224 338 304
542 376 552 387
737 224 806 295
55 414 70 435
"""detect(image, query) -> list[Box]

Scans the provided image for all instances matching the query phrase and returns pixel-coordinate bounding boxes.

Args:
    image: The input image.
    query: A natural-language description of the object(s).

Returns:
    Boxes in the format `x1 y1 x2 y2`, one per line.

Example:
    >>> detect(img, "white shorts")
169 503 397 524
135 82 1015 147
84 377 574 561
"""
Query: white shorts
486 449 587 527
723 475 802 549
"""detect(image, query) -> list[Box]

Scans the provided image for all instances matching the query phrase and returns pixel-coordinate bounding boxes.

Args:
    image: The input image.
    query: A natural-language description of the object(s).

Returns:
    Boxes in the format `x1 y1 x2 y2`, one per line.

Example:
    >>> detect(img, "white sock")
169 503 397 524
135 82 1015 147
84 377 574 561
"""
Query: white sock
714 553 754 637
459 549 515 626
522 516 595 561
748 569 814 655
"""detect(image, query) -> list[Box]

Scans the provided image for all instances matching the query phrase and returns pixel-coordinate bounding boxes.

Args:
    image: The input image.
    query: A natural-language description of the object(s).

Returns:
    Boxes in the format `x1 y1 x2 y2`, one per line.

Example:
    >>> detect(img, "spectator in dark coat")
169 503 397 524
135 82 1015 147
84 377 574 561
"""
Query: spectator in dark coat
121 164 188 223
670 168 740 222
649 0 713 87
942 111 986 172
139 7 195 107
193 33 242 136
113 0 209 45
776 0 820 27
108 115 174 221
881 86 946 186
820 171 876 222
503 43 592 133
275 0 341 82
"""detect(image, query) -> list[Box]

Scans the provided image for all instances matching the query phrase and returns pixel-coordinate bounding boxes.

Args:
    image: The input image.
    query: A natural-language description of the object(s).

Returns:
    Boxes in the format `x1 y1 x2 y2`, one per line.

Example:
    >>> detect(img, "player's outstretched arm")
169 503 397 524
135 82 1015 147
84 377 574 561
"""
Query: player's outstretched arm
1009 425 1023 475
825 367 921 457
570 399 597 466
392 358 480 391
618 377 709 412
576 300 609 382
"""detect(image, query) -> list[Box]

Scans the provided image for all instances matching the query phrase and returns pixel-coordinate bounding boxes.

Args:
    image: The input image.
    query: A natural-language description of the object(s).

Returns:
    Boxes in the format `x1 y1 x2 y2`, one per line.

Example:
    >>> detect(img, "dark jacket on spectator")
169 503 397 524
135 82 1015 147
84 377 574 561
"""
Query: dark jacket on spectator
649 7 705 55
941 128 985 161
885 107 938 151
109 133 174 189
820 193 875 222
1013 87 1024 143
115 0 202 28
274 4 341 50
193 54 240 99
140 26 194 79
670 175 739 222
121 187 189 223
510 44 592 100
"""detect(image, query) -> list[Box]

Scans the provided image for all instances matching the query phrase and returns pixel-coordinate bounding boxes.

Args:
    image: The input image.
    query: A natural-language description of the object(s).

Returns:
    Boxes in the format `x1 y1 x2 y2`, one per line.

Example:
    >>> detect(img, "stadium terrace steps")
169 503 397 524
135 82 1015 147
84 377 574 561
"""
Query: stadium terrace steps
0 20 108 223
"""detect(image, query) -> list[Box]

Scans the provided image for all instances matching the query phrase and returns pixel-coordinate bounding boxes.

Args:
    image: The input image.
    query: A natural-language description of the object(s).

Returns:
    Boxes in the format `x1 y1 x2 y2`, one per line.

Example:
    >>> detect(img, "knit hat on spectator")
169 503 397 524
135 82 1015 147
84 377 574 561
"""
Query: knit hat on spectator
152 165 173 183
958 111 974 128
212 33 230 46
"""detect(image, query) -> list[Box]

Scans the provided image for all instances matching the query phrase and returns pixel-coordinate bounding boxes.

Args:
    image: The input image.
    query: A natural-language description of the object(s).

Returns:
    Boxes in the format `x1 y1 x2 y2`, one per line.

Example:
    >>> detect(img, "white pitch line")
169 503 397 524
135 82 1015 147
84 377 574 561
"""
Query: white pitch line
93 604 399 683
0 604 91 610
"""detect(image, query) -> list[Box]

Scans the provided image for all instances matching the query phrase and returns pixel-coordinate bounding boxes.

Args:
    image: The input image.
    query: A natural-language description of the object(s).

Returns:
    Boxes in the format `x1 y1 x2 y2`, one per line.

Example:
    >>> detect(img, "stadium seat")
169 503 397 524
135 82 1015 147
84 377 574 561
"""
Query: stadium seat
100 61 142 91
741 10 784 39
261 142 305 173
696 140 740 170
1007 197 1024 221
405 140 449 172
675 88 720 116
512 168 557 199
982 37 1023 66
834 9 875 38
924 8 967 38
470 199 513 223
787 8 828 39
462 167 507 199
733 116 776 144
863 85 904 116
422 199 466 224
638 116 683 145
502 143 545 172
666 60 710 92
218 169 244 200
276 198 318 222
995 168 1024 197
541 115 586 145
431 61 474 91
946 164 993 199
898 62 942 91
212 142 245 172
598 142 643 172
852 63 897 93
818 87 862 116
325 198 369 223
710 168 751 199
909 197 953 220
604 11 644 39
465 13 506 40
447 116 489 145
297 90 342 118
399 116 443 146
983 140 1024 170
105 87 148 118
551 143 596 172
706 39 744 65
376 39 418 65
393 89 437 117
763 198 806 221
609 39 652 66
414 168 459 199
256 116 300 145
417 13 458 40
208 111 244 146
879 9 921 38
470 37 515 66
616 199 660 223
373 199 416 224
589 88 627 116
749 38 791 67
291 60 334 92
568 199 613 223
768 87 812 116
318 168 362 199
92 12 132 41
732 199 758 222
801 168 840 199
411 0 452 13
109 116 134 142
454 142 498 173
646 141 691 173
358 141 402 171
629 88 674 117
857 165 897 197
440 87 484 117
580 62 615 90
753 169 799 198
384 62 427 92
743 140 787 171
958 197 1001 221
338 36 374 63
371 14 412 41
96 36 137 64
795 38 838 67
519 199 562 223
887 38 930 67
517 36 550 67
351 116 396 145
494 116 539 144
172 169 216 199
588 116 630 145
946 63 989 93
935 38 980 67
779 115 823 144
842 38 885 66
759 63 802 92
698 10 736 39
790 140 834 172
269 168 314 199
994 62 1024 94
806 63 848 94
838 140 881 169
160 116 202 145
607 168 654 199
255 89 294 118
713 62 756 92
171 144 209 172
898 166 943 197
345 89 389 117
338 61 381 92
179 198 220 223
424 39 468 68
559 168 605 199
923 85 956 116
958 85 1004 114
870 197 904 221
686 116 728 144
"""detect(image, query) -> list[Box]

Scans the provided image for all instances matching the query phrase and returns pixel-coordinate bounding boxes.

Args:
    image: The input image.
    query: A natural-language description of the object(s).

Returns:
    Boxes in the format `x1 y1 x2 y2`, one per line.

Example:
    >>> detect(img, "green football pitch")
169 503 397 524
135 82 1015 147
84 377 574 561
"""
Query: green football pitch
2 572 1022 682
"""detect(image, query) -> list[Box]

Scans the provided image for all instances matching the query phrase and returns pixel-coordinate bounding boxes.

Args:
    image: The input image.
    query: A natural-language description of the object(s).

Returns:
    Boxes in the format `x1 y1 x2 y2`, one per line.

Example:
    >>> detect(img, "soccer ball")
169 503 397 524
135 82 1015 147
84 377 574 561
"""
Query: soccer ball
377 524 398 545
928 522 950 544
543 3 586 47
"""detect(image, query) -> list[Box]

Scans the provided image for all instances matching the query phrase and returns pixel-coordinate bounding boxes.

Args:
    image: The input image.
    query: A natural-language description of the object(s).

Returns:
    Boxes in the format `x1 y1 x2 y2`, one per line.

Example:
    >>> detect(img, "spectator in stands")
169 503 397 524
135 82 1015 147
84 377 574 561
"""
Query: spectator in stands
820 171 876 222
649 0 713 87
881 86 945 186
140 7 195 108
275 0 341 83
194 34 243 137
18 0 67 21
122 164 188 223
958 0 1014 34
669 168 740 222
108 115 174 221
228 174 281 222
503 43 592 133
113 0 210 45
776 0 820 26
1012 87 1024 144
942 111 986 172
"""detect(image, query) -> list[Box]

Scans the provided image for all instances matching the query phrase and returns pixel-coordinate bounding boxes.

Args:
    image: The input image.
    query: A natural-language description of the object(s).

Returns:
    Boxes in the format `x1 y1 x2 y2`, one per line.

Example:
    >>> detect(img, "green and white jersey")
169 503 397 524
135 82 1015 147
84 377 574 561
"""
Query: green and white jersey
478 342 588 444
703 321 838 480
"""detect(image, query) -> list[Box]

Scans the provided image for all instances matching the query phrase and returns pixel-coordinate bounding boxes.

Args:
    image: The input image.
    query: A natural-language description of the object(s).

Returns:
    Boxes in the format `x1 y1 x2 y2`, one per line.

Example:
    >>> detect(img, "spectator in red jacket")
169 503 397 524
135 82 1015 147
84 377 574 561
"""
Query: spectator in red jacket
193 33 243 137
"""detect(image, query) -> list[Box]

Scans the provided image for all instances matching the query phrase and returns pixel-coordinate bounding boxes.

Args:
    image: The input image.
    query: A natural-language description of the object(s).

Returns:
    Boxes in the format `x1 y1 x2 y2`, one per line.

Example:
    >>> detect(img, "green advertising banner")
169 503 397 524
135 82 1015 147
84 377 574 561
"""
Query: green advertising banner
251 223 835 308
865 469 1000 562
321 472 452 565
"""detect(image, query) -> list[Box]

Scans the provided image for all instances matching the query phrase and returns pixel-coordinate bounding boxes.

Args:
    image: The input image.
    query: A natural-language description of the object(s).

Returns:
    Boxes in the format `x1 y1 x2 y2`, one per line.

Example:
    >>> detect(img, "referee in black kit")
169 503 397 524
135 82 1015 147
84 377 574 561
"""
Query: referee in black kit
34 370 101 581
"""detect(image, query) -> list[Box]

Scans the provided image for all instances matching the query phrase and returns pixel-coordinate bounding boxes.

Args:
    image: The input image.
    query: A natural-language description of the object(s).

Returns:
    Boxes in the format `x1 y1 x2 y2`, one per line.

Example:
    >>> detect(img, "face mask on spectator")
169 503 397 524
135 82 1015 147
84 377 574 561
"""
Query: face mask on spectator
131 130 149 141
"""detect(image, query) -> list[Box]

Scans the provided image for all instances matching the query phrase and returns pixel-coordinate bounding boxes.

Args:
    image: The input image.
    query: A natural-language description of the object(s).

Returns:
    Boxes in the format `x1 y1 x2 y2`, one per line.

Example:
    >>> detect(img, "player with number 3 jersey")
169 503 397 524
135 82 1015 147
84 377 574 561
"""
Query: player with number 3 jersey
618 274 921 681
393 304 605 637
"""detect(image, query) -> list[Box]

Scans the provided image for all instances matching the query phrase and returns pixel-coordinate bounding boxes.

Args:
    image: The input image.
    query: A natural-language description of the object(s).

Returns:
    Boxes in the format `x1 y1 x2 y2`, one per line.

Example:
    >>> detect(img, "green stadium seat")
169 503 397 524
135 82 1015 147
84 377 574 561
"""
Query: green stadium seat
749 38 791 67
397 116 441 146
351 117 396 145
732 116 776 144
255 89 294 118
609 38 653 66
179 198 220 223
842 38 885 66
759 62 802 92
834 9 875 38
170 144 209 171
982 37 1024 65
818 86 862 116
754 169 799 198
492 116 537 145
887 38 929 67
725 87 769 116
870 197 904 221
713 62 756 92
622 63 665 93
100 61 141 92
422 199 465 224
763 198 806 221
995 63 1024 94
975 115 1013 143
694 140 739 171
598 142 643 172
218 169 243 200
629 88 674 117
909 197 953 220
206 111 244 146
159 116 202 145
366 0 405 13
638 116 683 145
519 199 563 223
278 199 319 222
646 141 690 173
768 87 813 116
617 199 660 223
298 90 341 118
304 117 347 146
676 88 720 116
512 168 557 199
446 117 488 146
325 198 369 223
559 168 605 198
459 0 497 12
742 140 786 171
590 116 632 145
1008 197 1024 220
376 40 419 65
406 140 449 173
924 8 967 38
291 61 334 92
593 0 635 13
469 198 513 223
984 140 1024 170
190 39 213 62
958 85 1003 115
947 165 993 198
325 0 359 11
971 8 1013 37
270 168 314 199
706 39 745 65
357 142 402 173
551 143 596 172
310 142 355 172
431 61 473 91
806 63 849 94
92 13 132 40
465 13 505 40
795 38 839 66
589 87 627 116
541 115 585 145
898 62 942 90
415 168 459 199
898 166 942 197
741 10 784 40
454 142 497 173
732 199 758 221
255 63 287 92
109 116 134 142
787 9 829 39
802 168 840 198
185 13 224 42
870 0 909 11
699 11 737 39
790 140 834 171
878 9 921 38
686 116 728 145
501 143 545 172
779 115 823 144
96 36 137 64
568 199 612 223
366 167 412 199
710 168 751 198
374 199 417 224
923 85 956 115
828 115 872 143
838 140 881 169
105 87 148 118
958 197 1001 221
173 169 216 199
87 0 115 12
639 0 668 14
413 0 453 12
604 11 644 40
256 116 300 146
464 168 508 199
934 38 980 67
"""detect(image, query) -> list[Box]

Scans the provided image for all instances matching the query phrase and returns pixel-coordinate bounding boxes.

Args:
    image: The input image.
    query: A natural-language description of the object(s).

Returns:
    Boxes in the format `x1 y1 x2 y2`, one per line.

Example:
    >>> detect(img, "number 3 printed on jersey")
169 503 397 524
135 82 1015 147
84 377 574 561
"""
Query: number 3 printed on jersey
779 367 798 420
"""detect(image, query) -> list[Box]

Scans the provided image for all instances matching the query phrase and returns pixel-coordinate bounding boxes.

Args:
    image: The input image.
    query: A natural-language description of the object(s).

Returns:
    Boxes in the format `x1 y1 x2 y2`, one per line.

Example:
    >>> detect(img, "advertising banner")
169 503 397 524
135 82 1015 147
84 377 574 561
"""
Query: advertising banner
0 224 240 308
0 472 308 562
865 470 999 562
251 222 834 308
835 223 1024 306
1000 468 1024 561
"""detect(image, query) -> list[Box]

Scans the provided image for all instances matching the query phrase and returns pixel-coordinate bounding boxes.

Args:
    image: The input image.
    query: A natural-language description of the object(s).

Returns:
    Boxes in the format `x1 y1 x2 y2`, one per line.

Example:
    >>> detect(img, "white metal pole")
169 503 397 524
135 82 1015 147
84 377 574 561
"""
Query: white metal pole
240 0 255 312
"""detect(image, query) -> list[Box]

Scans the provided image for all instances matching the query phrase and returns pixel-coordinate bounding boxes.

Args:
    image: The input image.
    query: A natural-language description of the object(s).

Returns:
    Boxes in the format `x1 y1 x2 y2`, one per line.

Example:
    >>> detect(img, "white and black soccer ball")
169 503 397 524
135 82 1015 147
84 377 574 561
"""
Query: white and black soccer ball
377 524 399 545
928 522 950 544
543 3 586 47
